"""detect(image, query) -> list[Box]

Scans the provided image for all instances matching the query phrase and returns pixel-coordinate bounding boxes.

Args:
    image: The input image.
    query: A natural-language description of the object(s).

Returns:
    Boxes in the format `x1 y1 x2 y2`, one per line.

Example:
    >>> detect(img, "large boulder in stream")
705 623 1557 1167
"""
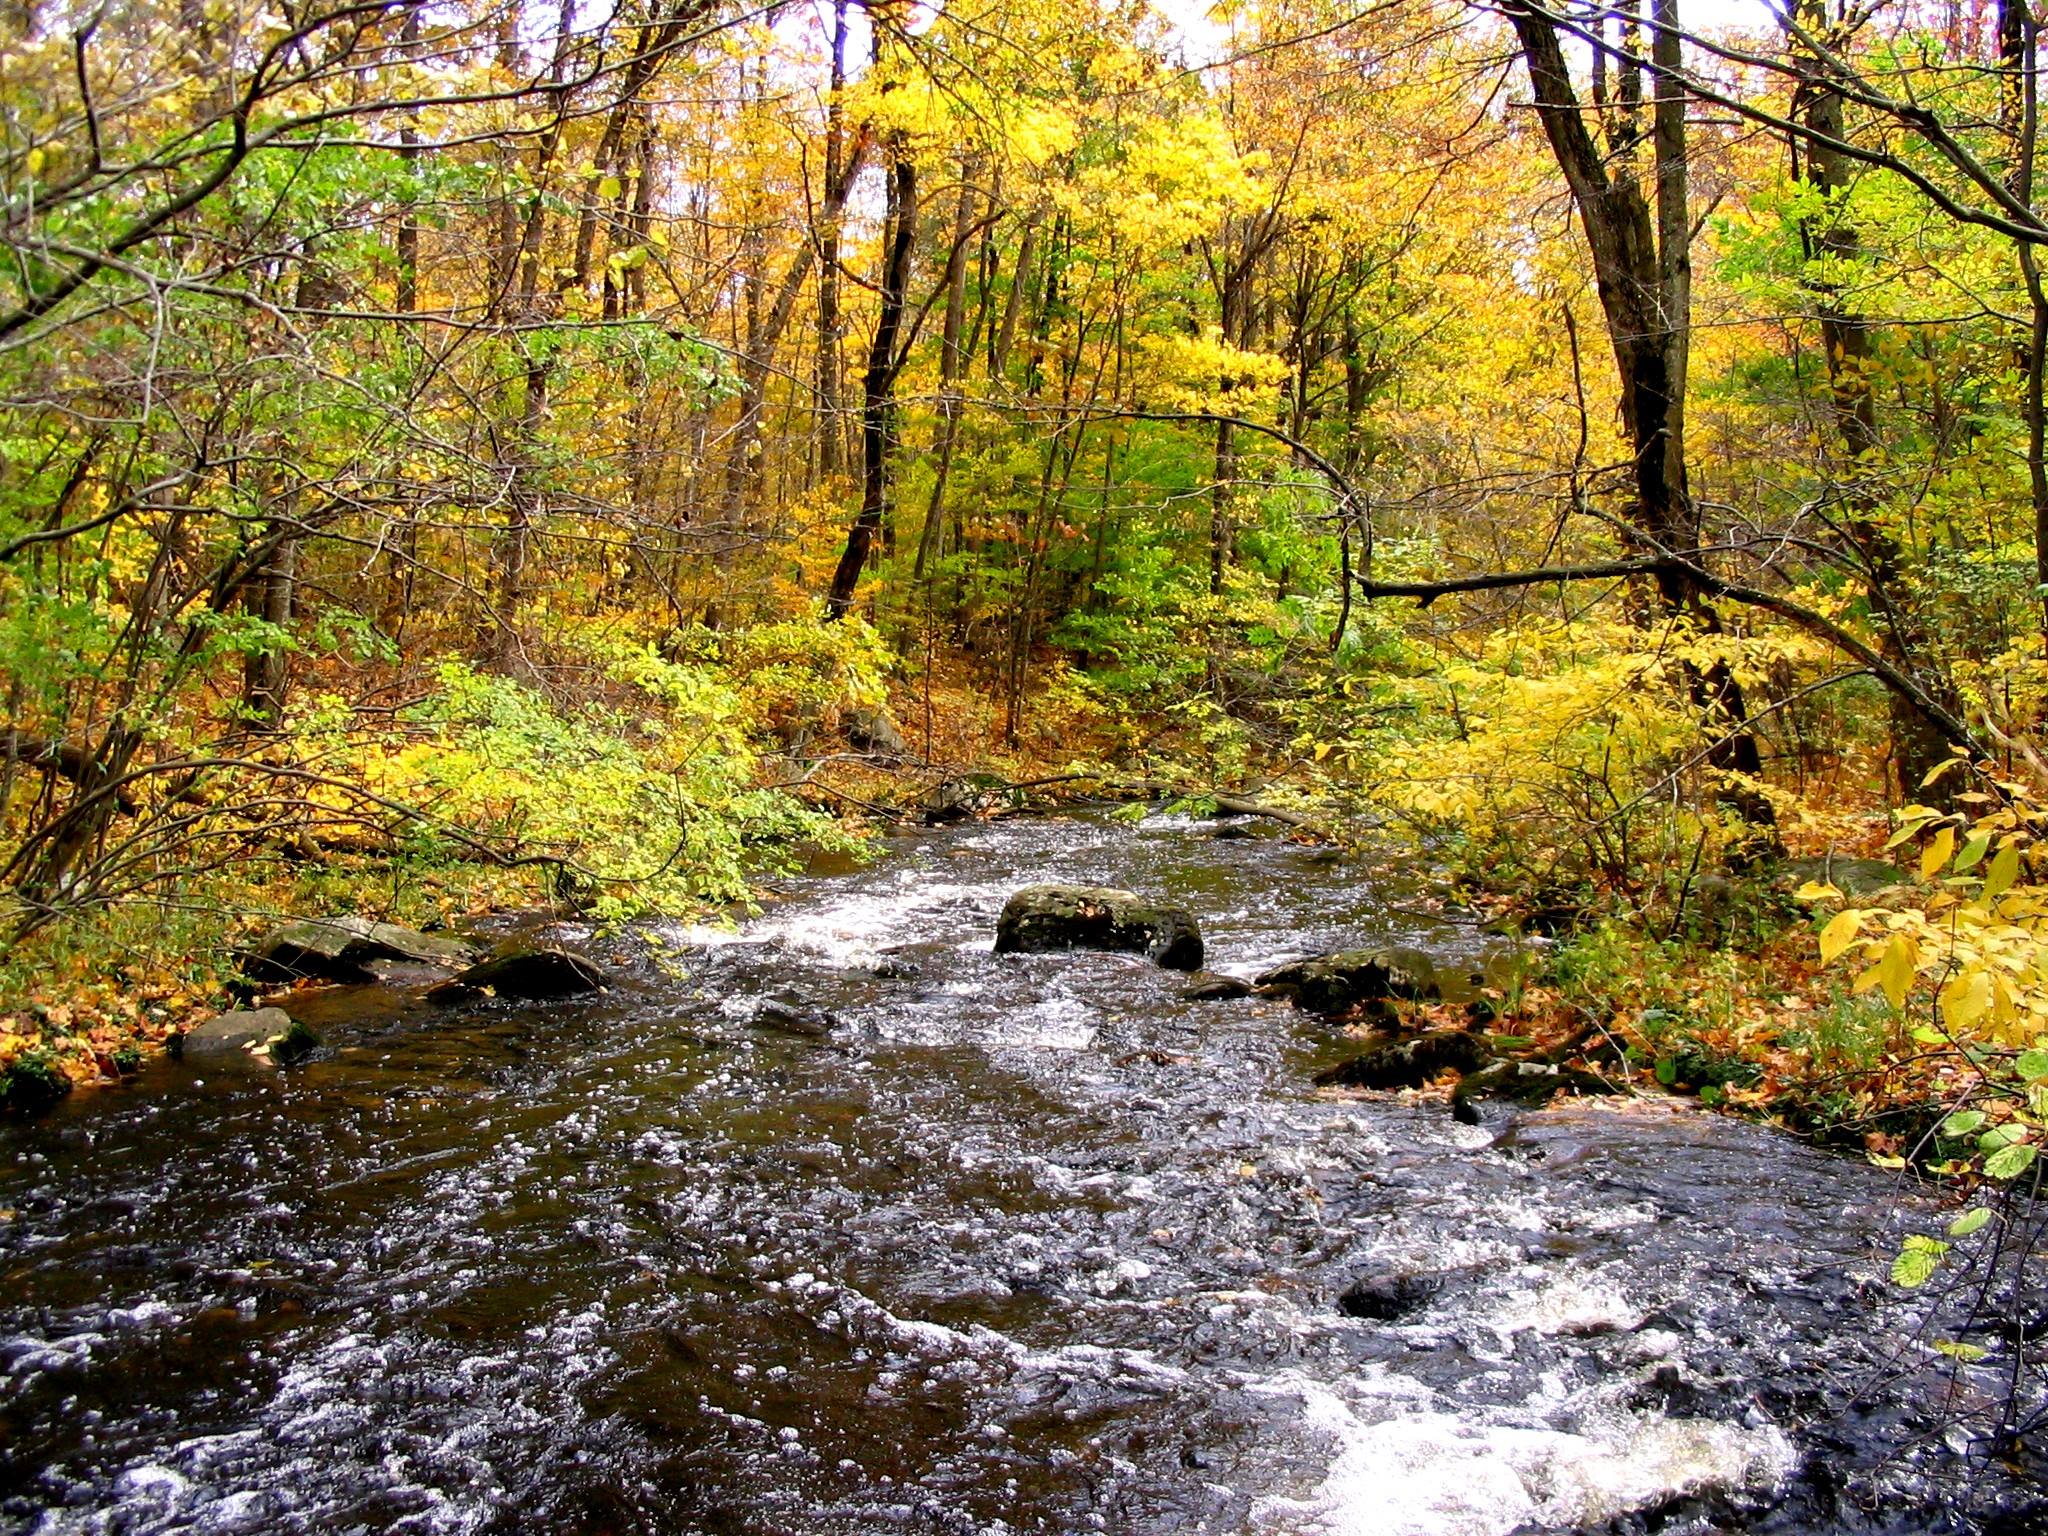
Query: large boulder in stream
427 945 609 1003
1255 947 1439 1015
993 884 1204 971
239 915 476 985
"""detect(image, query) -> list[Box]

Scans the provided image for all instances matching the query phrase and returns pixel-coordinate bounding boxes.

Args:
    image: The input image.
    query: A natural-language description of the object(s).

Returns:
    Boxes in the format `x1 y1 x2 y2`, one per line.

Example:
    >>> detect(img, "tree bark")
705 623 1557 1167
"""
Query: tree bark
1508 0 1775 831
826 149 917 619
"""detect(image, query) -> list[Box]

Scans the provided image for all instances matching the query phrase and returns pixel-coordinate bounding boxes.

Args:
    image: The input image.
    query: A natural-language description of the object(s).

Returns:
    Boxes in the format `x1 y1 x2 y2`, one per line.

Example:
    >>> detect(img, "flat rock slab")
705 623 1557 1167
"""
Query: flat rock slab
240 916 476 985
428 946 609 1003
1181 971 1253 1002
178 1007 319 1066
752 999 837 1037
1255 947 1439 1015
993 884 1204 971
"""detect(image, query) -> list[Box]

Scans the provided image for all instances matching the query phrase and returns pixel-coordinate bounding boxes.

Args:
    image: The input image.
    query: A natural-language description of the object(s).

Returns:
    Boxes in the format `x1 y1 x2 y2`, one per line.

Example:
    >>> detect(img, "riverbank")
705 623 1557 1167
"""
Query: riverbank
0 749 1965 1179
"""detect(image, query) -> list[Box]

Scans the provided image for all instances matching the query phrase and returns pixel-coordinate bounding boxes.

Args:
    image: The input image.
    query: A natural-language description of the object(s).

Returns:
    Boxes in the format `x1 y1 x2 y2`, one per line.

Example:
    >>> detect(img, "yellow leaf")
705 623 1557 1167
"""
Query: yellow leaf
1939 970 1993 1032
1921 826 1956 880
1886 806 1942 850
1818 909 1865 965
1878 934 1916 1010
1794 880 1840 902
1921 757 1964 789
1985 841 2022 902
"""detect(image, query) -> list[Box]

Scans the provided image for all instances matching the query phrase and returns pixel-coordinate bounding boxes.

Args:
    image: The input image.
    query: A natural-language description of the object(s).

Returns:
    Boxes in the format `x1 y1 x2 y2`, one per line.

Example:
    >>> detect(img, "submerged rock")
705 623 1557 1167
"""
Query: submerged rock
1337 1270 1444 1321
1181 970 1253 1002
427 946 608 1003
1255 946 1439 1015
177 1007 320 1066
1314 1029 1489 1090
1451 1058 1618 1125
993 884 1204 970
753 998 837 1037
239 915 476 985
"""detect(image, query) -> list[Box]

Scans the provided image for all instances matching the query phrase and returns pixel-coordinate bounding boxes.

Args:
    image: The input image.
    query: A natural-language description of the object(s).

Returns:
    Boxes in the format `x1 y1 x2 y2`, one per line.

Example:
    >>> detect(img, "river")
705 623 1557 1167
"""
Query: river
0 814 2031 1533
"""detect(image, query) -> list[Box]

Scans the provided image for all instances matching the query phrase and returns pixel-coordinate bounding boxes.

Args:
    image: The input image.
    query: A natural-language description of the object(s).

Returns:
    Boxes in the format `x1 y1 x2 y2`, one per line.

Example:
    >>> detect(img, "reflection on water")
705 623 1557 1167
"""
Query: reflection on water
0 815 2014 1534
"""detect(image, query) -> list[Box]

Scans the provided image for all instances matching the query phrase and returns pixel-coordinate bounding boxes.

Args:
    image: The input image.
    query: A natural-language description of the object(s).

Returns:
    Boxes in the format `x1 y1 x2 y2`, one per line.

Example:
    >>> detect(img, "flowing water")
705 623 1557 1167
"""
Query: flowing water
0 815 2032 1534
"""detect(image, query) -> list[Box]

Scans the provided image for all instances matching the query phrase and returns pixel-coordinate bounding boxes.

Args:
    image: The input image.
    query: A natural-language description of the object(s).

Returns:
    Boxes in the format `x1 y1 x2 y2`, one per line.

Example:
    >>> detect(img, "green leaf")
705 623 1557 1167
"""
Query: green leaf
1933 1340 1989 1362
1979 1124 2026 1153
1941 1109 1987 1138
1984 1143 2037 1180
1954 830 1992 874
2014 1049 2048 1081
1892 1235 1949 1287
1948 1207 1993 1237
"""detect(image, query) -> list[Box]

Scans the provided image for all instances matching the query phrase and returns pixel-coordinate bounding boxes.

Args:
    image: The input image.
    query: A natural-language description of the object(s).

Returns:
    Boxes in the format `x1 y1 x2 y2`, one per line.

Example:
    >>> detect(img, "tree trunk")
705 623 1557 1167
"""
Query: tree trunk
816 0 851 485
1509 0 1775 834
826 150 916 619
1792 0 1954 796
241 528 296 728
916 162 978 582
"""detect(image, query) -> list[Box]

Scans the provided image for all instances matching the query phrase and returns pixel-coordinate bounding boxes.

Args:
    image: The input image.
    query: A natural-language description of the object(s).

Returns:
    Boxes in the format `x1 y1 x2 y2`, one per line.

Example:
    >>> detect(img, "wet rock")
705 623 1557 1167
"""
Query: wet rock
921 779 981 824
1210 822 1270 841
871 954 922 980
843 705 909 759
1255 946 1438 1015
1450 1058 1618 1125
1180 971 1252 1002
0 1054 72 1113
427 946 608 1003
993 884 1204 971
1337 1270 1444 1321
1314 1029 1489 1090
239 915 476 985
176 1007 320 1066
753 999 837 1037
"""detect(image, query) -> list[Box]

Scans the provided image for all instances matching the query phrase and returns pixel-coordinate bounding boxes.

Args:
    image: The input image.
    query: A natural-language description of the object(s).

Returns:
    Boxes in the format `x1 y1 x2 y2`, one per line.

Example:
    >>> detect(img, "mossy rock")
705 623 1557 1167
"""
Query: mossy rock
993 884 1204 971
0 1052 72 1114
239 915 476 985
1314 1029 1490 1090
1255 947 1439 1015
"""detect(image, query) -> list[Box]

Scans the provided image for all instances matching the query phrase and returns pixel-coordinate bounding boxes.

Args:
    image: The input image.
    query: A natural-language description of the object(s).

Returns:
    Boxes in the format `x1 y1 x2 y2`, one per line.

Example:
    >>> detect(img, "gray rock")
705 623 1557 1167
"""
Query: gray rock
427 946 608 1003
1338 1271 1444 1321
1211 822 1269 841
178 1007 320 1065
1255 947 1439 1015
993 884 1204 971
240 915 476 984
1181 971 1253 1001
1782 854 1909 898
1313 1029 1489 1090
843 705 909 758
